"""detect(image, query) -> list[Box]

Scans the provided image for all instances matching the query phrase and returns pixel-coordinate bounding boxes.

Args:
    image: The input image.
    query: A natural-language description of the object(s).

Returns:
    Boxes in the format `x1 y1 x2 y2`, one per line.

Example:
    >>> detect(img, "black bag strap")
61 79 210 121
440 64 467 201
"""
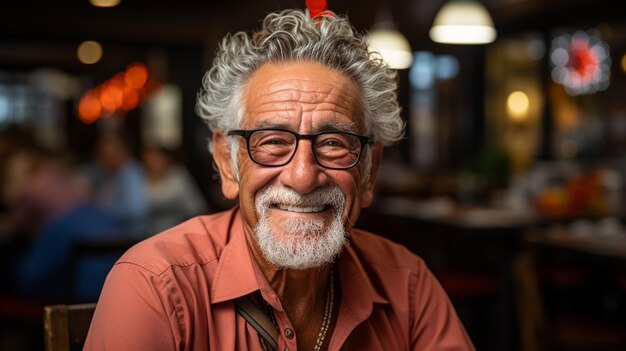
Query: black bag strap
235 294 279 351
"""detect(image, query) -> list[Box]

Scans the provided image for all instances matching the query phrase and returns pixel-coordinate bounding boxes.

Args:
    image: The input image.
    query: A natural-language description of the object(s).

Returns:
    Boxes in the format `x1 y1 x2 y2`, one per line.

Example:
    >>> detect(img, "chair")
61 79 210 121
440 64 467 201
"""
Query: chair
43 303 96 351
515 249 626 351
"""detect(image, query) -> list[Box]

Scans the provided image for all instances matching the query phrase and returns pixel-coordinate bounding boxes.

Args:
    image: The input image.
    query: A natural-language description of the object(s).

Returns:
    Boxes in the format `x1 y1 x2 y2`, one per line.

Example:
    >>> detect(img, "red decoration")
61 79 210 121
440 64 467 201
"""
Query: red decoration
306 0 328 19
550 31 611 95
569 38 599 83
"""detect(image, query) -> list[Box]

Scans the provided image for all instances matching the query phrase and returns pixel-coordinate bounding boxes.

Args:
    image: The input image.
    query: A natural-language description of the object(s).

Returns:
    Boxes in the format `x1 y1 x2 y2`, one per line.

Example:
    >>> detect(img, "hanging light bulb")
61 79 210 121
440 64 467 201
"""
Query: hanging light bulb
430 0 497 44
367 25 413 69
89 0 121 7
366 8 413 70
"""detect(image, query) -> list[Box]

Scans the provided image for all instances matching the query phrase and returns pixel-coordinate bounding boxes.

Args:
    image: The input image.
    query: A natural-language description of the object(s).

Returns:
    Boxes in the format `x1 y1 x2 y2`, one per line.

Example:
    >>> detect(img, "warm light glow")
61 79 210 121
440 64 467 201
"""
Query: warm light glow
77 61 158 123
367 28 413 70
124 63 149 88
89 0 121 7
100 80 124 111
77 41 103 64
507 91 530 121
430 0 497 44
621 54 626 73
122 86 139 110
78 94 102 124
430 25 496 44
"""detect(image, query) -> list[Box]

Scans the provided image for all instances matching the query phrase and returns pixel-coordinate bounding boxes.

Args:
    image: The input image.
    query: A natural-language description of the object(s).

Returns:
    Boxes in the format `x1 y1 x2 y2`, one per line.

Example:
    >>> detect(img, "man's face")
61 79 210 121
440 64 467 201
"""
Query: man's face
217 61 380 269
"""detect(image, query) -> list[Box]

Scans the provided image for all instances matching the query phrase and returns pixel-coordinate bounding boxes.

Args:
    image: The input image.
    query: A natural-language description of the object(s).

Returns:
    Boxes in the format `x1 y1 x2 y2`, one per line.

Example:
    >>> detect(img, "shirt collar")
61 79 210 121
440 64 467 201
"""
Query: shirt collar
210 208 262 303
338 239 389 308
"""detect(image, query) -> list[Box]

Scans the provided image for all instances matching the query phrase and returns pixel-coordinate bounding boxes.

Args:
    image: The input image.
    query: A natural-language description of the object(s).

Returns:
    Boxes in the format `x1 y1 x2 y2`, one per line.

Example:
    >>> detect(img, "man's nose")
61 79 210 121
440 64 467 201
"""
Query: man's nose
278 140 328 194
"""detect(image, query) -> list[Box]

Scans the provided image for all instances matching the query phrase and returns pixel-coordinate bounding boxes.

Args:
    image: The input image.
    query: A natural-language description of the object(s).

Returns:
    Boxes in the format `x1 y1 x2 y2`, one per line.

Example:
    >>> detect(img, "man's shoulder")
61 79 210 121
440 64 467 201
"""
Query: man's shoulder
117 209 237 275
350 228 424 270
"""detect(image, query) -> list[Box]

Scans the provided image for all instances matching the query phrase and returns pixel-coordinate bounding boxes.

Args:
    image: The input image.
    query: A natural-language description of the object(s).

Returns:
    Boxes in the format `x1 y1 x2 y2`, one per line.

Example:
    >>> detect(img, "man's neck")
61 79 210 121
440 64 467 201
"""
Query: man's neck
243 229 335 349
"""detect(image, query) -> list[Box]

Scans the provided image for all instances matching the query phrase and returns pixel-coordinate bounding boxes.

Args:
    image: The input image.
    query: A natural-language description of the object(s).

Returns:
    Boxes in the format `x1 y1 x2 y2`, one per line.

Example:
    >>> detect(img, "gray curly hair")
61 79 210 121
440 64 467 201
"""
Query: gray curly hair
196 9 404 156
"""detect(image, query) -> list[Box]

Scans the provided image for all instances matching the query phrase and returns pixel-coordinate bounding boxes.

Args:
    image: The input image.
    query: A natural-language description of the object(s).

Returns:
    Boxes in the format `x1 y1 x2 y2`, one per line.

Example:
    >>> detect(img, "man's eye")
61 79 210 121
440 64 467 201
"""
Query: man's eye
318 136 350 149
322 139 343 147
258 136 291 146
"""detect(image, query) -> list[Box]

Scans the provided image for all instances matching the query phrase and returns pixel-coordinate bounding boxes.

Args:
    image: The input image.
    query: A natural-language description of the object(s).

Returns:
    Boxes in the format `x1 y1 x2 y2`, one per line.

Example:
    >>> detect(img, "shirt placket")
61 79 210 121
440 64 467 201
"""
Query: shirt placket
273 309 297 351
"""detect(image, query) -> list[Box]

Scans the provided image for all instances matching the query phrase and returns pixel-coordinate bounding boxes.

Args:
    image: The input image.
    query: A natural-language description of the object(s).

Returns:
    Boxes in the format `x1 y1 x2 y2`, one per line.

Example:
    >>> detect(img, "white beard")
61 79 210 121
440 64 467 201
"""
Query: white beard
253 183 347 270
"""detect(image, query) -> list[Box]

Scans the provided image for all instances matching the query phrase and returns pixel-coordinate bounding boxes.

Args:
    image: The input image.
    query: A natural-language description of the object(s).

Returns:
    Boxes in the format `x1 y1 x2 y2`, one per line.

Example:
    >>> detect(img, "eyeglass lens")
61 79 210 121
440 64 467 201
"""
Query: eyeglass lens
248 130 362 168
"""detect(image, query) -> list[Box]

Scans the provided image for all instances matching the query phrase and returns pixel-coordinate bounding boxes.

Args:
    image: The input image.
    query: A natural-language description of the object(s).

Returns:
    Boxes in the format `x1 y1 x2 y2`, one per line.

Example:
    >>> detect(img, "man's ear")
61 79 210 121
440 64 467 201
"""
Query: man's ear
212 131 239 200
360 142 383 208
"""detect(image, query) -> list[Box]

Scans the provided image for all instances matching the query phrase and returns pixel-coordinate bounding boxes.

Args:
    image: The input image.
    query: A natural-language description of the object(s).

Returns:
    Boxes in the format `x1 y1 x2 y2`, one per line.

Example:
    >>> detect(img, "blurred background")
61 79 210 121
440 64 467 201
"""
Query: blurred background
1 0 625 350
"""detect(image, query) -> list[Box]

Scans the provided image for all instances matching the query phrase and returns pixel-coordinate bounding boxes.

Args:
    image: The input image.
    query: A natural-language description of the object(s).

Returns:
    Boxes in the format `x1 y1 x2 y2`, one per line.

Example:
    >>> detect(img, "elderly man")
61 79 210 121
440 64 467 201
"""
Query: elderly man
85 8 474 351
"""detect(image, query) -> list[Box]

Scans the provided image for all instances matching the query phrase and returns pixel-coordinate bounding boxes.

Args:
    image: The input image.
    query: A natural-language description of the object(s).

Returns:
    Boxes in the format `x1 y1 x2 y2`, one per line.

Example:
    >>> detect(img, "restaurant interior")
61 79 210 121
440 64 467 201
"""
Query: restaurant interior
1 0 625 350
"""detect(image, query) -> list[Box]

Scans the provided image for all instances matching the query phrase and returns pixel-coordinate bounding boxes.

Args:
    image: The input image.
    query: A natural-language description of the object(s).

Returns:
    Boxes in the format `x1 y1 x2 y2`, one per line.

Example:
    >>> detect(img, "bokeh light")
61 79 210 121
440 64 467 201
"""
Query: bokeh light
121 86 140 110
124 63 148 89
77 61 158 124
78 93 102 124
507 91 530 121
550 30 611 95
77 41 103 65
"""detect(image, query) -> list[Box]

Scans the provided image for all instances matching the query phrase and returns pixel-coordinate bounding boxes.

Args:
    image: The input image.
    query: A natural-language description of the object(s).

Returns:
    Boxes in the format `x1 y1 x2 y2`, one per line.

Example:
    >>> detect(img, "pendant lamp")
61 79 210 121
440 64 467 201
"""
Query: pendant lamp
429 0 497 44
366 10 413 70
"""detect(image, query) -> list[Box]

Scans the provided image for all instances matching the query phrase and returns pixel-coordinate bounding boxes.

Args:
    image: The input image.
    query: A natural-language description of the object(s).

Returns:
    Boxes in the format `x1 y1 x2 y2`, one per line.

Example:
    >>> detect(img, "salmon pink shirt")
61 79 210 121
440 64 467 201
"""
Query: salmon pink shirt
85 207 474 350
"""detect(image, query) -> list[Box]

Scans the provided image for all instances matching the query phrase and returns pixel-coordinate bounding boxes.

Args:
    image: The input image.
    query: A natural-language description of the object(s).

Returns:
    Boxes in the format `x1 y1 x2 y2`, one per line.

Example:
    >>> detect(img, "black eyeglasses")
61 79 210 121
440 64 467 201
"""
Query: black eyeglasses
227 128 373 170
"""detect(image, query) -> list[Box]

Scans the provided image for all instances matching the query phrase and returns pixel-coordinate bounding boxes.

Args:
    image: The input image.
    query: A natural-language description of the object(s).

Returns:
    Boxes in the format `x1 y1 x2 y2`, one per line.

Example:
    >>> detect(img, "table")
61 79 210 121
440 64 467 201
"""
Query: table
525 225 626 263
377 196 538 229
519 224 626 350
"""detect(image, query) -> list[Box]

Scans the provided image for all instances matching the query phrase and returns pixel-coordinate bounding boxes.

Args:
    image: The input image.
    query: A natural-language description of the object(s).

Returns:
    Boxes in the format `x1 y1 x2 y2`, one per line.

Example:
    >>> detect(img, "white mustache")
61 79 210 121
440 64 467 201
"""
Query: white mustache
255 184 345 216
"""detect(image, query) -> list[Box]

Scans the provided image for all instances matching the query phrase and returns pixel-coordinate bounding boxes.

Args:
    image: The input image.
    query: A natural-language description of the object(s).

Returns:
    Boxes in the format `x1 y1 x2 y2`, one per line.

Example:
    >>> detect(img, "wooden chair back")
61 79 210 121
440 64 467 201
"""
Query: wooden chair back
43 303 96 351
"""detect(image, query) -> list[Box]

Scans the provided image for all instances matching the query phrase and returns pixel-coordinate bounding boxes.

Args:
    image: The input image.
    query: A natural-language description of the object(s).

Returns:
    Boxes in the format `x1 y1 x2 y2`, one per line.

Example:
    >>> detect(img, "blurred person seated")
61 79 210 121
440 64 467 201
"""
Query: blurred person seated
83 132 148 238
0 124 45 231
5 155 70 242
0 125 50 299
13 161 124 302
141 145 208 234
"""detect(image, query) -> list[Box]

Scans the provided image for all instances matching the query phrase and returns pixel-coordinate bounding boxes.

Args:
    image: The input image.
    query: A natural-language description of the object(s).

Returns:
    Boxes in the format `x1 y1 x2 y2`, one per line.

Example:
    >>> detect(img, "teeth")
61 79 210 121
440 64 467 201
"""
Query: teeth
276 204 325 213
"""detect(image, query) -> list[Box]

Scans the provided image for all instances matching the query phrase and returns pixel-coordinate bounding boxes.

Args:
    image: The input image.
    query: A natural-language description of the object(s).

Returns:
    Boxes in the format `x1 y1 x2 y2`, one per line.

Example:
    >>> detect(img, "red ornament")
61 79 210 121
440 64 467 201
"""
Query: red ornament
569 38 599 84
306 0 328 19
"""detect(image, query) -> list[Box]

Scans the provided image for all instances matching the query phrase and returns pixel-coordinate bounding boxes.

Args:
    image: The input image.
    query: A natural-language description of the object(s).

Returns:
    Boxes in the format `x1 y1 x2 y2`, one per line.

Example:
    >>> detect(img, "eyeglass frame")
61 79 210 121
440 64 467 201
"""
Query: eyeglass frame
227 128 374 170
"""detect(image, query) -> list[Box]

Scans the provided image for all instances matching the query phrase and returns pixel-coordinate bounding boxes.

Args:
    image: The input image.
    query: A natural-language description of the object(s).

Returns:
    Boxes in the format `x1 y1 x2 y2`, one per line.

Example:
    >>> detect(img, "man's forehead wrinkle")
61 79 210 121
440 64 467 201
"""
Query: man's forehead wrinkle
254 120 291 129
260 76 339 92
317 120 357 133
242 63 365 131
252 100 355 117
252 85 359 114
260 73 358 96
257 85 355 104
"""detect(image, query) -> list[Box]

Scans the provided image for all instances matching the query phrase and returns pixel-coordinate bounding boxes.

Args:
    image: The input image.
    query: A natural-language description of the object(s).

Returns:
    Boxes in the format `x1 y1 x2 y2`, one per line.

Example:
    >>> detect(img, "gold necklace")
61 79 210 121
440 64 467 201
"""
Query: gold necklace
313 269 334 351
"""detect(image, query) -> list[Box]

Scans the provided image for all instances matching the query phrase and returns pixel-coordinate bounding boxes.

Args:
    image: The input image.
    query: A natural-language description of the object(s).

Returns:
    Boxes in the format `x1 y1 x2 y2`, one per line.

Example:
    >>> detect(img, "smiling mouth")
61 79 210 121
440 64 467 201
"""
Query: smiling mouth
274 204 328 213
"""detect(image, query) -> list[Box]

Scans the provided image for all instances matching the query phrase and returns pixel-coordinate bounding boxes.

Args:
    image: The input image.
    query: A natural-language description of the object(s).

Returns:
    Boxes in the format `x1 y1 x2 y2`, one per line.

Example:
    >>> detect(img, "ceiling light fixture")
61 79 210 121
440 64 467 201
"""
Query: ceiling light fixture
430 0 497 45
366 9 413 70
89 0 121 8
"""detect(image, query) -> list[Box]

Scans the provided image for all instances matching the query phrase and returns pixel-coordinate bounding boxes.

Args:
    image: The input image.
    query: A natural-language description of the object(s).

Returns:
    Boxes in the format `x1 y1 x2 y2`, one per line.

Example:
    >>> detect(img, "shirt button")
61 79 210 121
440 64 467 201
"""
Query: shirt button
284 328 295 339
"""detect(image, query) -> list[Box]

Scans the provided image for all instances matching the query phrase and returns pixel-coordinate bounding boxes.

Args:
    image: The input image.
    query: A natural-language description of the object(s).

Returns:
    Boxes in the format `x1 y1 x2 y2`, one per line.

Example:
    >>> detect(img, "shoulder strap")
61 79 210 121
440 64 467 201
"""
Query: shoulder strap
234 295 279 351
